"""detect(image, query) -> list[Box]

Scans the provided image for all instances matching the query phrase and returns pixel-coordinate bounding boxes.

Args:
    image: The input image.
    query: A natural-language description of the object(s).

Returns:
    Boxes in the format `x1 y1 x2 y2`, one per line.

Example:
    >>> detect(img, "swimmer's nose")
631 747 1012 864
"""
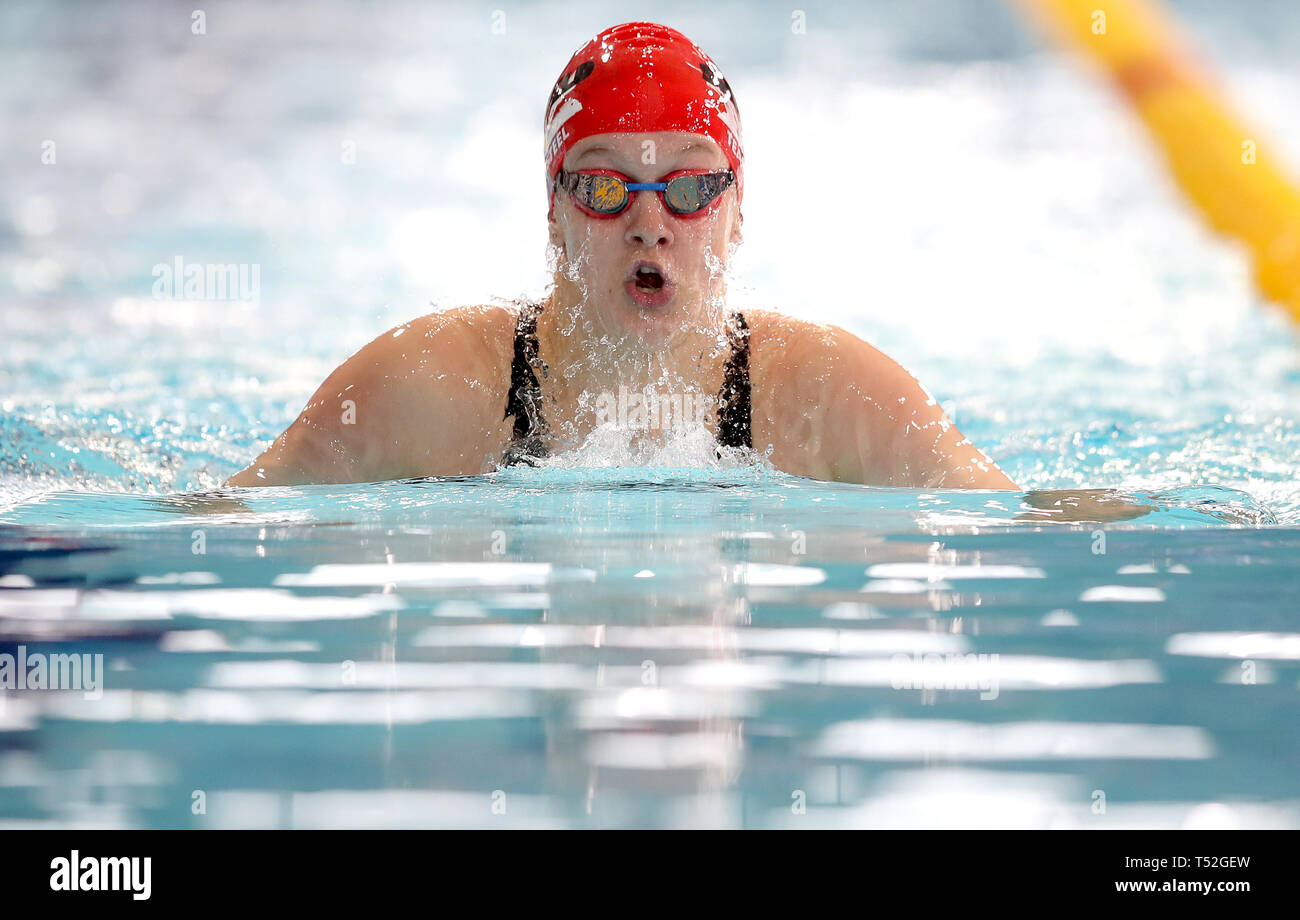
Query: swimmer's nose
624 192 674 248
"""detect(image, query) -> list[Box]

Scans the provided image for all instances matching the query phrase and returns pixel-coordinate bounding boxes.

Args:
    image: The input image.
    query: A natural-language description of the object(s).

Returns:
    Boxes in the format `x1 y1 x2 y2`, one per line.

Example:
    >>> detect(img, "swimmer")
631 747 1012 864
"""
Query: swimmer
225 22 1020 490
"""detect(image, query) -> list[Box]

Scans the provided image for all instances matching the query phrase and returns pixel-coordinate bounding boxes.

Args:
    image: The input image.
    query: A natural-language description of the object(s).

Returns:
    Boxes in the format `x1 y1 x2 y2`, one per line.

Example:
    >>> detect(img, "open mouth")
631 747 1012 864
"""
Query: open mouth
625 261 674 308
633 264 666 291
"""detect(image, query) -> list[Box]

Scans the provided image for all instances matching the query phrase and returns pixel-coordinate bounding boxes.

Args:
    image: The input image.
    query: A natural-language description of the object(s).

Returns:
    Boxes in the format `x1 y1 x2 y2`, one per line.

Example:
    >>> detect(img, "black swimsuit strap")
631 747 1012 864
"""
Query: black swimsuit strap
502 301 548 465
716 311 753 451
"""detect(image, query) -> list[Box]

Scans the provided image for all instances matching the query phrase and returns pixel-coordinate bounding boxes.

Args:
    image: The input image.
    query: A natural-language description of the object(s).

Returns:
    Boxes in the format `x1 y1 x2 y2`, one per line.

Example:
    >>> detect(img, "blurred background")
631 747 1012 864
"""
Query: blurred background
3 0 1299 515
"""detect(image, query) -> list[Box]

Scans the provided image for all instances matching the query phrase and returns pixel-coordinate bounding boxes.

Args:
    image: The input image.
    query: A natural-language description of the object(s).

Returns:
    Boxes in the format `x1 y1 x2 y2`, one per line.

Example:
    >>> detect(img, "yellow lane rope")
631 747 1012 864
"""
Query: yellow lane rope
1016 0 1300 322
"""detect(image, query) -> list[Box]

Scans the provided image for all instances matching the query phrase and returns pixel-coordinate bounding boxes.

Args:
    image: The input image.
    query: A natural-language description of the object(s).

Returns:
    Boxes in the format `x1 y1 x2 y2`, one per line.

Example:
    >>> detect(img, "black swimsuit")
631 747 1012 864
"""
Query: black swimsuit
501 300 753 467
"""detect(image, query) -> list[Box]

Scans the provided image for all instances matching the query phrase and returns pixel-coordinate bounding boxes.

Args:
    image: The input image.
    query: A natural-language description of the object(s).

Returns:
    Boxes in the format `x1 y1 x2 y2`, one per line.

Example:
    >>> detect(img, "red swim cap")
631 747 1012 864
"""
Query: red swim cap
544 22 744 218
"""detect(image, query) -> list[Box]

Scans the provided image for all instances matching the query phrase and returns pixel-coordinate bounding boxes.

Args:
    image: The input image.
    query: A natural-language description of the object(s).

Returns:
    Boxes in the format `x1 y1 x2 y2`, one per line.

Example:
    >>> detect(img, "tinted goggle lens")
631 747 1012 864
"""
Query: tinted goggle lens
560 170 734 216
663 172 730 213
573 174 629 213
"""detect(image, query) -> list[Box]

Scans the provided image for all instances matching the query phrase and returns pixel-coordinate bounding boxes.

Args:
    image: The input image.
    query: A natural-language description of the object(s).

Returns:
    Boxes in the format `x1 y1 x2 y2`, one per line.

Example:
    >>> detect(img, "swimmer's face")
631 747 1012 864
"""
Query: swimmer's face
549 132 741 341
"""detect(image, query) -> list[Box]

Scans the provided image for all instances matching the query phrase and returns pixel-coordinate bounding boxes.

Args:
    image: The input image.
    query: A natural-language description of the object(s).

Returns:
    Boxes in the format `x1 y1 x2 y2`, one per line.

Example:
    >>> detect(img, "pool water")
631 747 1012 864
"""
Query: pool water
2 474 1296 829
2 0 1300 828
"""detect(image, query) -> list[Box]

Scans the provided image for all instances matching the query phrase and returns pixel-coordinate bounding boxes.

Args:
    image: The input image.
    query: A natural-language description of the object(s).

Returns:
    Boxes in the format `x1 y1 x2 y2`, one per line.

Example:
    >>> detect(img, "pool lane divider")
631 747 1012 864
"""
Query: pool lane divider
1016 0 1300 325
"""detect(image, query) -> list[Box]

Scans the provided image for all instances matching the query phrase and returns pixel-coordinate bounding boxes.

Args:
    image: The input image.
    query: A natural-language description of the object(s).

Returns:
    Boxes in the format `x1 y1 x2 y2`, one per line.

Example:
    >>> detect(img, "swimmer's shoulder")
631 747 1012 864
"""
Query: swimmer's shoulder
742 309 1017 488
279 304 517 481
740 308 836 349
745 308 926 392
742 308 918 479
372 303 520 471
326 304 514 411
741 308 873 395
395 302 518 398
740 309 840 458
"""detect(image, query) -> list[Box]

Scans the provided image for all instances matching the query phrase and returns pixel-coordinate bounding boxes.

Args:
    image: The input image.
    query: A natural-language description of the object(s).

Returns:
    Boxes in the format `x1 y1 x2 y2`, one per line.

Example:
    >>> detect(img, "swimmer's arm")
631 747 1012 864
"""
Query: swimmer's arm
822 329 1020 490
225 314 504 487
224 349 413 488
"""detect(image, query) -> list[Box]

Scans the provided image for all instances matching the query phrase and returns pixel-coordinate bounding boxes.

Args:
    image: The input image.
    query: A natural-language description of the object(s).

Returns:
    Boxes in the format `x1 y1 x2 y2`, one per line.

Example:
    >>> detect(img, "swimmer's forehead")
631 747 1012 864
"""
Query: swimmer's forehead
567 133 727 171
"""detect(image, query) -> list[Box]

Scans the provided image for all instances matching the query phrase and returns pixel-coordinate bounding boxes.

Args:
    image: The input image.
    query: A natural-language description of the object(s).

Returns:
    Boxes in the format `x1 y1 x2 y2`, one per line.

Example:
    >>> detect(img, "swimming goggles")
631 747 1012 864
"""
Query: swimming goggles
554 168 736 218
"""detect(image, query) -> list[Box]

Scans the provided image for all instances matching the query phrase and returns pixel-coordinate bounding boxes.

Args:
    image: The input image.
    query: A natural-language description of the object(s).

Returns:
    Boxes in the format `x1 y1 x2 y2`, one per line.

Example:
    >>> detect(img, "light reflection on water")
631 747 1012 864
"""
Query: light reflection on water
0 474 1298 829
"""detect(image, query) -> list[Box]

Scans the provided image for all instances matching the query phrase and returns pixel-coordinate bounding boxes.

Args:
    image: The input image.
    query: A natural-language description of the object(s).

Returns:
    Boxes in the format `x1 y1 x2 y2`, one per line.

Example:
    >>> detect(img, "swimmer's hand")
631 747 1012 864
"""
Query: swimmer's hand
1014 489 1153 523
148 491 253 516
